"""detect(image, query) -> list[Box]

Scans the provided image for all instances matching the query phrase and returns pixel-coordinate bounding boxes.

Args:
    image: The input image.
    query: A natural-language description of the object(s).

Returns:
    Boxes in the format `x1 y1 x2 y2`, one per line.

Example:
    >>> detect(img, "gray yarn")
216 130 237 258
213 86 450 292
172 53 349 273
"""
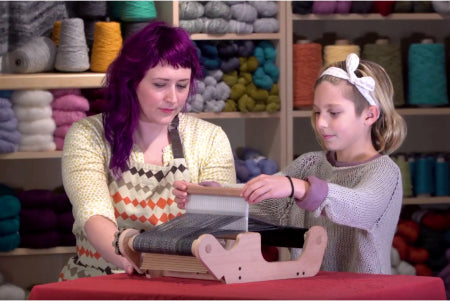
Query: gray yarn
75 1 107 19
179 19 204 34
179 1 204 20
204 1 232 20
0 98 12 108
123 22 149 40
0 2 9 56
203 18 229 34
228 19 253 34
253 18 279 33
0 107 14 122
230 3 258 23
8 36 56 73
249 1 278 17
8 1 68 50
55 18 90 72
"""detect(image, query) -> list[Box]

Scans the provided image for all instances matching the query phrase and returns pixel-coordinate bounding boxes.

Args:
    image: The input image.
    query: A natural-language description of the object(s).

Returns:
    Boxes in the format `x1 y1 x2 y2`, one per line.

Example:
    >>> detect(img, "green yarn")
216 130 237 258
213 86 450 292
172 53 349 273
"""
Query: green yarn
230 83 246 100
0 195 20 220
238 94 255 112
362 43 405 107
0 216 19 236
408 43 449 106
222 71 238 86
120 1 157 22
224 99 237 112
266 95 280 113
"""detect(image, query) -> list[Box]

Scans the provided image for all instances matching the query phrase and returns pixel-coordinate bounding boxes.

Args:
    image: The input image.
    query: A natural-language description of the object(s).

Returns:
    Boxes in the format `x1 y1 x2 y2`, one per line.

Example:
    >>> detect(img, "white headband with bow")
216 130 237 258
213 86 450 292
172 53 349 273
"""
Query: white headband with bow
320 53 379 116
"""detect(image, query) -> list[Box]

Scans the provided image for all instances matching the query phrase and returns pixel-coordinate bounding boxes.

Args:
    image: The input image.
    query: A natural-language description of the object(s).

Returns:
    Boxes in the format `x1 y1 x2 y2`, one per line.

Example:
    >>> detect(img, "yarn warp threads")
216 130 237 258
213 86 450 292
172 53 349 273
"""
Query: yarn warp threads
362 41 405 107
293 42 322 108
408 43 449 106
90 21 122 73
7 37 56 74
120 1 157 22
323 42 360 66
55 18 90 72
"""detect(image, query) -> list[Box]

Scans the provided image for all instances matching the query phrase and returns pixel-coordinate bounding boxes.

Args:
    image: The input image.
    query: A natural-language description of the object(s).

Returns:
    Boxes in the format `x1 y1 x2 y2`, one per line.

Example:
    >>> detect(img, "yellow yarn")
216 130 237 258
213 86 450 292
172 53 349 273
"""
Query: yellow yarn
323 44 360 66
90 21 123 72
52 21 62 46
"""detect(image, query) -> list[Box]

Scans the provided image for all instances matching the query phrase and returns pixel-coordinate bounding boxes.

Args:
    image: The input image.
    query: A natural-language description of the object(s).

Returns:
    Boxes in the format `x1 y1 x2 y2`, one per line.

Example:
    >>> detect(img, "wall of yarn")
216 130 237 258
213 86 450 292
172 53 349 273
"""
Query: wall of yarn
0 87 107 154
391 205 449 282
291 1 450 109
179 1 279 34
1 1 158 73
392 153 450 198
187 40 280 113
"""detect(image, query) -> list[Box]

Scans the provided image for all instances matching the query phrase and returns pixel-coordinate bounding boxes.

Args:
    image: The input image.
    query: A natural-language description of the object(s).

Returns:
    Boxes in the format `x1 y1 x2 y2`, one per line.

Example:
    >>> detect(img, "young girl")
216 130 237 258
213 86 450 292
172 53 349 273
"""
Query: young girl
241 53 407 274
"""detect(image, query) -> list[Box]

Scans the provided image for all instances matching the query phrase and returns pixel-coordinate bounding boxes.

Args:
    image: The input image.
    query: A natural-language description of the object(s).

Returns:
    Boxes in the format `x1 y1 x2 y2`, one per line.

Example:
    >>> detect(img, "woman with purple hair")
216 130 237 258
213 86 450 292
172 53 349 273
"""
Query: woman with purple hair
58 21 235 280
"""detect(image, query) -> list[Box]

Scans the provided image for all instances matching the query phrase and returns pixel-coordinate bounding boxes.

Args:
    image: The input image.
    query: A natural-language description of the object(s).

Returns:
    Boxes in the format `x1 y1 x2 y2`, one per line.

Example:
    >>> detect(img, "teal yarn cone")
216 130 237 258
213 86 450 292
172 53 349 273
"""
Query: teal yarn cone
414 154 434 196
435 154 449 196
120 1 157 22
362 42 404 107
408 43 449 106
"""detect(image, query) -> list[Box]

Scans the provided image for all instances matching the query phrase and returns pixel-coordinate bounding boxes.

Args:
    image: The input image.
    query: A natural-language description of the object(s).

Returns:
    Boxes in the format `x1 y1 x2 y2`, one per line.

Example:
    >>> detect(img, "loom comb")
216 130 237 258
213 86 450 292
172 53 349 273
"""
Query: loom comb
185 184 248 232
118 184 328 284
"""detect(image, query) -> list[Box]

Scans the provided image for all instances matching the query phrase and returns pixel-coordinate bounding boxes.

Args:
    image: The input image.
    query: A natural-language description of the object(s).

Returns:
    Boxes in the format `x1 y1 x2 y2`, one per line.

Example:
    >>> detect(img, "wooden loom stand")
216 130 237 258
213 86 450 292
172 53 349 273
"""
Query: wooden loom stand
118 185 328 284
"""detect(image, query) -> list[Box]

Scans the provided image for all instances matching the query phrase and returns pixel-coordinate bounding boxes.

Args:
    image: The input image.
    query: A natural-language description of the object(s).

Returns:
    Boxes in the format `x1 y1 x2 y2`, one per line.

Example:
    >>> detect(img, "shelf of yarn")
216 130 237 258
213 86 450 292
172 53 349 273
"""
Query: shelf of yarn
292 107 450 118
403 196 450 205
291 13 450 21
189 33 282 41
0 73 105 90
0 246 76 256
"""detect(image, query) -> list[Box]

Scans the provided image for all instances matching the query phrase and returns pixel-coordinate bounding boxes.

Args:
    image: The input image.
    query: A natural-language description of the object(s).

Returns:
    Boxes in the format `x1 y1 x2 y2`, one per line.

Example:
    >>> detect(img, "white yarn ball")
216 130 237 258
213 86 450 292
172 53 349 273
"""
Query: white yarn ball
13 106 52 122
0 283 26 300
11 90 53 107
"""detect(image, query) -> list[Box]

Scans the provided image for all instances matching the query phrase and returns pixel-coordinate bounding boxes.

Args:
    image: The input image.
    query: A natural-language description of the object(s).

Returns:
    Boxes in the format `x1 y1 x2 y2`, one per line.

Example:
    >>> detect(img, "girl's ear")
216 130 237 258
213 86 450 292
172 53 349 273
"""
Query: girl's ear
365 105 380 126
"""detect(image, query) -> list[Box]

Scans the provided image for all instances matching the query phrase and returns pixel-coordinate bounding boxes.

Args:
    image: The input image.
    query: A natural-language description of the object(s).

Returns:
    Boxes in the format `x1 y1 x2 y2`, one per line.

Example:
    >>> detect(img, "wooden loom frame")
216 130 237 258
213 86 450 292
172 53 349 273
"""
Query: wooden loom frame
119 225 327 284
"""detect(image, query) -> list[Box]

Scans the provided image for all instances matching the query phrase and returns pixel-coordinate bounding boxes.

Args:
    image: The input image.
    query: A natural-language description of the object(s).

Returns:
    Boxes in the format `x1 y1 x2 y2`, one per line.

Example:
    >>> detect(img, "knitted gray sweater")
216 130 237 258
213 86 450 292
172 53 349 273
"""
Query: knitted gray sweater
250 151 402 274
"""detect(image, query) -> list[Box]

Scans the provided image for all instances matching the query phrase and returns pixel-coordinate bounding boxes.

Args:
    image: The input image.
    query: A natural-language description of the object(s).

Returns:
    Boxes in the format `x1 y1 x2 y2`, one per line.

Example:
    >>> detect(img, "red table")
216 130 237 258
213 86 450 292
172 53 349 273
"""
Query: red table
29 271 446 300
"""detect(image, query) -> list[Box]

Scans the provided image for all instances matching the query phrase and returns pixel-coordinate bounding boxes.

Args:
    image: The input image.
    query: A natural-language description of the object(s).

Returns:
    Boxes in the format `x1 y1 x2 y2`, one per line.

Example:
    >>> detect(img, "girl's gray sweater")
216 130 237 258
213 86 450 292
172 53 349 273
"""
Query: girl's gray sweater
251 151 403 274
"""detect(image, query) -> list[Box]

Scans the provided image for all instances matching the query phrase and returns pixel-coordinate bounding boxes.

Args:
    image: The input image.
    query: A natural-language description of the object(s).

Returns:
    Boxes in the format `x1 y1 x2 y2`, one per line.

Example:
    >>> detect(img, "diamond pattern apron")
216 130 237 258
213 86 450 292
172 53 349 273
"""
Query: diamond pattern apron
59 116 190 281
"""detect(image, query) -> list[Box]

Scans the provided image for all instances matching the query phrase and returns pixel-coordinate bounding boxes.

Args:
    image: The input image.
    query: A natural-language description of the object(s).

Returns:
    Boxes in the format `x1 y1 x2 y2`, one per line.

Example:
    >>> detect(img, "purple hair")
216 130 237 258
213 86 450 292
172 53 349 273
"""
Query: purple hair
103 21 202 176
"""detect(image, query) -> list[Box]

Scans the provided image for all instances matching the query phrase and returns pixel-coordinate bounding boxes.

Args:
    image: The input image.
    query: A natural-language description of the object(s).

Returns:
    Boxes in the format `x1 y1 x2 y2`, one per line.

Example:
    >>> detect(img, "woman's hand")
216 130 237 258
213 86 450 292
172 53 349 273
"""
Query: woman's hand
173 180 221 209
241 174 308 204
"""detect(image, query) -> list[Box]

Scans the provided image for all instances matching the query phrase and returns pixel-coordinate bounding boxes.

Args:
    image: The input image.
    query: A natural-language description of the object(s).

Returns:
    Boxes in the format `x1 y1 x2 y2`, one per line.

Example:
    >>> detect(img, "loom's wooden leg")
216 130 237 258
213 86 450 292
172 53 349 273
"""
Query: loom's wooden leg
119 229 144 274
192 226 327 284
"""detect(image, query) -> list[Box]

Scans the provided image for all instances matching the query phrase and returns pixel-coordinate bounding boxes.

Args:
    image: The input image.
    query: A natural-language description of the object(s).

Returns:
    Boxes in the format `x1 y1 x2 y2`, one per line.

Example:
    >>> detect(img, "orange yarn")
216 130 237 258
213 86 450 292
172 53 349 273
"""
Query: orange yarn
52 21 62 46
293 42 322 109
90 21 123 72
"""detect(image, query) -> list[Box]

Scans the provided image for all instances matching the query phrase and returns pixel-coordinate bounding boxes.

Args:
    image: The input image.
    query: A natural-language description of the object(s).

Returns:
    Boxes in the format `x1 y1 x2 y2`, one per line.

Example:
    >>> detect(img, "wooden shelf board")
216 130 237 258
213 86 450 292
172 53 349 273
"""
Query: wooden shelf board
0 151 62 160
403 196 450 205
293 107 450 118
190 111 281 119
292 13 450 21
190 33 281 40
0 246 76 256
0 73 105 90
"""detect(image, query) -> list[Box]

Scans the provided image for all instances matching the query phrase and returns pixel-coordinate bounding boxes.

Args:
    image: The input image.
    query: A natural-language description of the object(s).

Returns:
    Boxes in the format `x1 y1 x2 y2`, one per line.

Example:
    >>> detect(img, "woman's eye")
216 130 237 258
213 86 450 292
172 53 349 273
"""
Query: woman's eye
177 84 188 90
153 83 165 88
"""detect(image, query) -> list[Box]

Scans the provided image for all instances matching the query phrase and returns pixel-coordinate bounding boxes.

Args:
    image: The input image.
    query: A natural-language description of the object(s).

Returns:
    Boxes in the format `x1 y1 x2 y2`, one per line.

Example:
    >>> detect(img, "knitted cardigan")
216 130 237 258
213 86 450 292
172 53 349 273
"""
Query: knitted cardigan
250 151 403 274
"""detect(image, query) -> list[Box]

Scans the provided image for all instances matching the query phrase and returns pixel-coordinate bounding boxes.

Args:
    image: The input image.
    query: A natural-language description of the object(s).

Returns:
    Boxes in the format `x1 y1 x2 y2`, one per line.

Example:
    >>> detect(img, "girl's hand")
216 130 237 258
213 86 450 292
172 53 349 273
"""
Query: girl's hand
242 174 296 204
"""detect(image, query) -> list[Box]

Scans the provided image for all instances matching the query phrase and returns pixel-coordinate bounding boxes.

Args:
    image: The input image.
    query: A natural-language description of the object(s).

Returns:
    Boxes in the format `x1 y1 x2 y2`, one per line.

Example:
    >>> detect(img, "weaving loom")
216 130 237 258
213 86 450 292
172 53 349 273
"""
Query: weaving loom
118 185 327 284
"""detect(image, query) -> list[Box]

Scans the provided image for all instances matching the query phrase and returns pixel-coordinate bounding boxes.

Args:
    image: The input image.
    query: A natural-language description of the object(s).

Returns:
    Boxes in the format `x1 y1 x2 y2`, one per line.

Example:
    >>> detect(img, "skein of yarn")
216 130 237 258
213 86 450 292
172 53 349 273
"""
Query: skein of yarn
54 18 90 72
7 36 56 74
362 39 405 107
293 41 322 108
90 21 122 72
408 41 449 106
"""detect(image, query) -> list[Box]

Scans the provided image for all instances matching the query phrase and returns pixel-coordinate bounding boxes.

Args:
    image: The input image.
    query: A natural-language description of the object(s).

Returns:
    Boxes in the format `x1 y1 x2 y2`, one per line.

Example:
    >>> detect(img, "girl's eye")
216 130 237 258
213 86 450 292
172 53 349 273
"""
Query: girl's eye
330 111 340 116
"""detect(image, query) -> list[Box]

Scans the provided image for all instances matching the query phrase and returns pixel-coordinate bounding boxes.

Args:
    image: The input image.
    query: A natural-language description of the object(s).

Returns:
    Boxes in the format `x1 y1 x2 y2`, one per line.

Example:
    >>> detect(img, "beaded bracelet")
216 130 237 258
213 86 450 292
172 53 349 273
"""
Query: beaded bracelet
286 176 294 198
113 228 125 256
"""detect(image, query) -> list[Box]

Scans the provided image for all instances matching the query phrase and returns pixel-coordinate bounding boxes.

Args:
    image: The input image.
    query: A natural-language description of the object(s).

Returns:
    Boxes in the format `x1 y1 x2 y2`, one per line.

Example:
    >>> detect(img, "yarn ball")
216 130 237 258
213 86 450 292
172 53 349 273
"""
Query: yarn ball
396 219 420 244
253 18 279 33
250 1 278 17
203 18 230 34
393 235 409 260
204 1 231 19
230 3 258 22
0 195 20 220
179 1 204 20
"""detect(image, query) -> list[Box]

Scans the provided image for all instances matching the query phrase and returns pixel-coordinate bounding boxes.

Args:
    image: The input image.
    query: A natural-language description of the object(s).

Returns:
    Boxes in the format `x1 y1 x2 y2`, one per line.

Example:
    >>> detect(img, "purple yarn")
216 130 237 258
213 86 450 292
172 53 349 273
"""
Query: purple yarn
20 230 59 248
335 1 352 13
59 232 76 246
20 208 57 232
53 192 72 213
0 139 19 153
57 211 75 232
312 1 337 14
16 189 55 209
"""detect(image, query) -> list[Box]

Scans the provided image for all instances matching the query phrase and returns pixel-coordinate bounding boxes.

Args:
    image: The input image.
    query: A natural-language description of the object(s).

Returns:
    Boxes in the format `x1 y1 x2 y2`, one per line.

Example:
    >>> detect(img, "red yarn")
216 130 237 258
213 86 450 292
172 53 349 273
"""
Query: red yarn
372 1 395 16
407 247 429 264
261 245 279 262
393 235 409 260
396 219 420 244
415 263 433 277
421 212 448 231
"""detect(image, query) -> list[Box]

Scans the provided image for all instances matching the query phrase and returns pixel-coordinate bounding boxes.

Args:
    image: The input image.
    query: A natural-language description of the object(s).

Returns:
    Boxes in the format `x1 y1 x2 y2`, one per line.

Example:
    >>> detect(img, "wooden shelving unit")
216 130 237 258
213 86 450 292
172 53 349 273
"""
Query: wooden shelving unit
0 247 76 256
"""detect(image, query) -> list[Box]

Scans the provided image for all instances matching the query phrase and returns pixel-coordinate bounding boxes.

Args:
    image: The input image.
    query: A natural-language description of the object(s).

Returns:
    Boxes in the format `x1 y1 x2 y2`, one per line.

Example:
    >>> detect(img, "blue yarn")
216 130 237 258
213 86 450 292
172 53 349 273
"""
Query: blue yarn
0 216 19 236
408 43 449 106
253 67 273 90
414 154 434 196
435 154 449 196
0 231 20 252
201 56 221 70
263 61 279 82
0 195 20 220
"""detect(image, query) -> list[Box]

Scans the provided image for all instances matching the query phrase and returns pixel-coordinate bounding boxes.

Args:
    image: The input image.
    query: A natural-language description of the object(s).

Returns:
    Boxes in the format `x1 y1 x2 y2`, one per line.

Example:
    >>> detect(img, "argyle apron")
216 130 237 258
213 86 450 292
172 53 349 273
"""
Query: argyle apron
59 116 190 281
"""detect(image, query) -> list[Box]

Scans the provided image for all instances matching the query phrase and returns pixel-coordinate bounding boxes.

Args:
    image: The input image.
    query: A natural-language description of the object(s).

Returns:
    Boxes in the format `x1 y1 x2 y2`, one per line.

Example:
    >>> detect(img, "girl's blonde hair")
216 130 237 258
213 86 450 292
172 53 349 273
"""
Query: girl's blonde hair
313 58 407 155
